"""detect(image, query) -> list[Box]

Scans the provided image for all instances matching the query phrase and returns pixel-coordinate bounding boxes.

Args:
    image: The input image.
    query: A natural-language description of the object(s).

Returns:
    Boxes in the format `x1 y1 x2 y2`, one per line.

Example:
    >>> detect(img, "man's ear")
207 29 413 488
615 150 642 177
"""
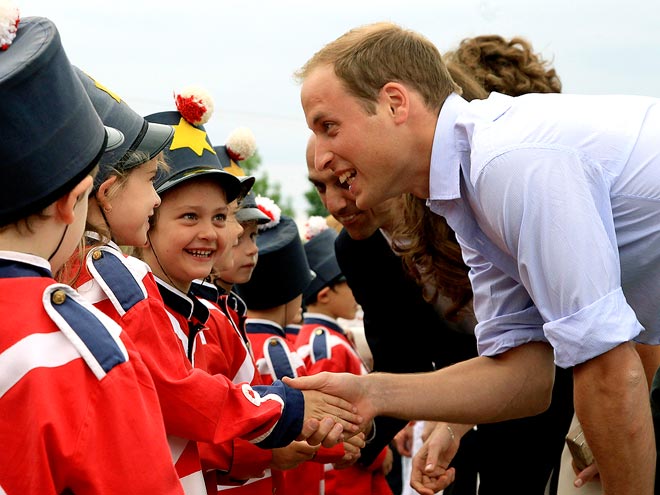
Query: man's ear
381 82 410 124
316 286 332 304
55 175 93 225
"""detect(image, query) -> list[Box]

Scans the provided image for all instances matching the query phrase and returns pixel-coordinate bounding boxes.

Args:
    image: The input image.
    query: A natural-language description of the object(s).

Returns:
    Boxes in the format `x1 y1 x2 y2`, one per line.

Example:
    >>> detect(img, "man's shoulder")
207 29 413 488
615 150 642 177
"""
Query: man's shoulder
335 229 388 255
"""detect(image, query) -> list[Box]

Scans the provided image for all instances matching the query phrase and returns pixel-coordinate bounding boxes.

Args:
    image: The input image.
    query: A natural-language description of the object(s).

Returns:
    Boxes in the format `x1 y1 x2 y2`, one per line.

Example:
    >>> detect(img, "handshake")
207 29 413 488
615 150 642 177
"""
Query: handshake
288 372 378 447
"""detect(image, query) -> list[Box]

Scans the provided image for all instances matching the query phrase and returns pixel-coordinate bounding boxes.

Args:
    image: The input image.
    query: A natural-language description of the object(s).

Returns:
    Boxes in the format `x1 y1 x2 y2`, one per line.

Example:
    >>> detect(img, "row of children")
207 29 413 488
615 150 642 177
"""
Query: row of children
0 10 384 495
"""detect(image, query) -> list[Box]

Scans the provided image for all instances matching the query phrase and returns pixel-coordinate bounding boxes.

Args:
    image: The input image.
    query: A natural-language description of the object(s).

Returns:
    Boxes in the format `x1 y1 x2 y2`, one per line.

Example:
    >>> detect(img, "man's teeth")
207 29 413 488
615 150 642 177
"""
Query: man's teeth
188 250 212 258
338 171 356 185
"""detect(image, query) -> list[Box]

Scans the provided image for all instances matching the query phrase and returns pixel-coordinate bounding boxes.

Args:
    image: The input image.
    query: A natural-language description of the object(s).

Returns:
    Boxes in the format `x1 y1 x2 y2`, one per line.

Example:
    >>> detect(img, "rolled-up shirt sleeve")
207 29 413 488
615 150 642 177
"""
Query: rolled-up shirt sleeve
464 146 645 368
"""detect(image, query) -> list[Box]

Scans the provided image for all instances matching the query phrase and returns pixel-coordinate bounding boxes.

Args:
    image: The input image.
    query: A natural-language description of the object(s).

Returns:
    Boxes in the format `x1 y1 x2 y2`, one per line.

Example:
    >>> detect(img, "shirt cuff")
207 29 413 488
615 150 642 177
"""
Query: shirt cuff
544 288 644 368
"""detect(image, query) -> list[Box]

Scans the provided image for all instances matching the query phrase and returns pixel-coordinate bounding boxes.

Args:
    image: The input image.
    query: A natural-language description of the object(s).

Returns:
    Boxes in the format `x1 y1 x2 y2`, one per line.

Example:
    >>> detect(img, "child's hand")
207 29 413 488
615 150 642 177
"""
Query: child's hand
297 387 363 447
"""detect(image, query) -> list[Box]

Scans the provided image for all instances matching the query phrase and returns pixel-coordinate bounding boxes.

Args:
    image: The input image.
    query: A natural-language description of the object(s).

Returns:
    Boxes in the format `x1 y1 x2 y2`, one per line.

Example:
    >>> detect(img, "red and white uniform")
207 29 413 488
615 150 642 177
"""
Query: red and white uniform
297 314 393 495
0 251 182 495
73 243 306 494
246 319 346 495
160 280 276 494
284 323 302 347
191 289 277 495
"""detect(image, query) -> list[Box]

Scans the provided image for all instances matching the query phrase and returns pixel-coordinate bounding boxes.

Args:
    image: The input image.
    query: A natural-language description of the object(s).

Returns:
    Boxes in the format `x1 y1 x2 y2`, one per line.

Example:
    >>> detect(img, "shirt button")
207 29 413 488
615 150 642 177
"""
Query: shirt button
51 289 67 305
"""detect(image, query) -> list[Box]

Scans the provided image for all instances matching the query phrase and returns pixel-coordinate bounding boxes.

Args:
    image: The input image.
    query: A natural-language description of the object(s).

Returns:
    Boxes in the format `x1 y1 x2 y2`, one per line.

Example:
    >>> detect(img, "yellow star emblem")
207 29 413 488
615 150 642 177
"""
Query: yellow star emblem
93 79 122 103
224 161 246 176
170 117 216 156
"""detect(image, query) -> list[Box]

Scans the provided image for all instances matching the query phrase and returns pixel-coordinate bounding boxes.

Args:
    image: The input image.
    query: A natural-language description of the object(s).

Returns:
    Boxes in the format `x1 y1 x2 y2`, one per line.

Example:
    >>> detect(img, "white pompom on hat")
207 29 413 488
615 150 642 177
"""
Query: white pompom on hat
255 195 282 231
0 0 19 51
226 126 257 162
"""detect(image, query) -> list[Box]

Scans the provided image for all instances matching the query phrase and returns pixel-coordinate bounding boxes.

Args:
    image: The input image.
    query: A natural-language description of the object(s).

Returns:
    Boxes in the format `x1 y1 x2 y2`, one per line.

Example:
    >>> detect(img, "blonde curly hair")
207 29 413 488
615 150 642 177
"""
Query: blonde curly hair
444 34 562 96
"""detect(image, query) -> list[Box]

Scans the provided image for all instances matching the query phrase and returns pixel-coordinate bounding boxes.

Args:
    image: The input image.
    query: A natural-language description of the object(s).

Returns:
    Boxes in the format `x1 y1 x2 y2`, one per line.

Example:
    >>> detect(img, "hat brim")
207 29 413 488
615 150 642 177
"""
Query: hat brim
156 167 242 202
104 126 124 152
235 206 271 224
137 122 174 160
237 175 256 198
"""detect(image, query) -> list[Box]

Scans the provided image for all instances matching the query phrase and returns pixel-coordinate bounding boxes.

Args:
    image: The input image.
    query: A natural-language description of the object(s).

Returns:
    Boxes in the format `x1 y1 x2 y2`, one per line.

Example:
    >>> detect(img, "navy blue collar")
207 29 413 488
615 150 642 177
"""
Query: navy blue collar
285 324 301 337
0 257 52 279
155 278 209 325
303 315 345 335
190 279 219 303
245 319 286 338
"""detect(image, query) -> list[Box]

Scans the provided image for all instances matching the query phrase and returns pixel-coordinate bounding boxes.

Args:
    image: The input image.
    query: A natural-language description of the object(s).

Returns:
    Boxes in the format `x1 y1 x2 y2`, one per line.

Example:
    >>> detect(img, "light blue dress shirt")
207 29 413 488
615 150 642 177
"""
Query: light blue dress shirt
428 92 660 368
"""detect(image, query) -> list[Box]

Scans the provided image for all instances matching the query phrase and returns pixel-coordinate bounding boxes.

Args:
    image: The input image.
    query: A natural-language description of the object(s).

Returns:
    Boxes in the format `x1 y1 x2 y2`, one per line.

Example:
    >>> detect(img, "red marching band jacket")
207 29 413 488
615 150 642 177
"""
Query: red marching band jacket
189 280 280 495
73 243 306 495
246 318 348 495
0 252 183 495
297 314 393 495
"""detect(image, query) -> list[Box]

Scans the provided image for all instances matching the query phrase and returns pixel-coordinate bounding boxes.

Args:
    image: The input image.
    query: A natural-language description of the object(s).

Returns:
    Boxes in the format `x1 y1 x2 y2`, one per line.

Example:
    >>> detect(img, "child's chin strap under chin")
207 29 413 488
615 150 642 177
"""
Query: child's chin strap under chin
48 225 69 262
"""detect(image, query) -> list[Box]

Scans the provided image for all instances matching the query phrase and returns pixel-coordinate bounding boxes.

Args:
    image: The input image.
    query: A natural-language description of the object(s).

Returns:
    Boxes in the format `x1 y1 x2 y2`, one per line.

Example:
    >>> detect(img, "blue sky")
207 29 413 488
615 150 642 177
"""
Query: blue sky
23 0 660 216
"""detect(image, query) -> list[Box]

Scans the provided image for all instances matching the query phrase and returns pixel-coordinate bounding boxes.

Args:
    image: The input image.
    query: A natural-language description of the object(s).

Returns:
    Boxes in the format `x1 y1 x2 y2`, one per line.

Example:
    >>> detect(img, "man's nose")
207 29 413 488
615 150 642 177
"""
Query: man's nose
315 144 333 172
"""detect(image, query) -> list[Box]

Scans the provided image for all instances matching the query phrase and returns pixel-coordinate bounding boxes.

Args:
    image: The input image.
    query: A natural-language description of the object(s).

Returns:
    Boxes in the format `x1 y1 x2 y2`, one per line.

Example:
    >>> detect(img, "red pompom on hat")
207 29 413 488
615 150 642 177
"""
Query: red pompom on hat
0 0 20 51
174 86 214 126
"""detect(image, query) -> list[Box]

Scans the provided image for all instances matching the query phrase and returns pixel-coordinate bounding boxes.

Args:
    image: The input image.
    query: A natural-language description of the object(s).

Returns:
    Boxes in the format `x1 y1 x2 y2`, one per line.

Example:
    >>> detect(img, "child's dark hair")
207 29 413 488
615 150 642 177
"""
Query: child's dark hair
302 276 346 307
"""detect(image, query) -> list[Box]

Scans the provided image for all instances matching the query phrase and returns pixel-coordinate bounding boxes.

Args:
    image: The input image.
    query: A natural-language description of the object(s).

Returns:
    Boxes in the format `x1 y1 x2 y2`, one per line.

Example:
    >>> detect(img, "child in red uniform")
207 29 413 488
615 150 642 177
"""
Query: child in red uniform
0 13 182 494
297 219 393 495
194 137 319 494
70 77 360 494
144 96 362 494
235 199 364 495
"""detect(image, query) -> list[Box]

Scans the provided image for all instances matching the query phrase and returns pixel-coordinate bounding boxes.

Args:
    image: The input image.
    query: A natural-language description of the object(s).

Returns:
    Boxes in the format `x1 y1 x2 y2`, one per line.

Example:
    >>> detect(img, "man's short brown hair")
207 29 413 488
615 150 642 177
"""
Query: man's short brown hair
296 22 460 114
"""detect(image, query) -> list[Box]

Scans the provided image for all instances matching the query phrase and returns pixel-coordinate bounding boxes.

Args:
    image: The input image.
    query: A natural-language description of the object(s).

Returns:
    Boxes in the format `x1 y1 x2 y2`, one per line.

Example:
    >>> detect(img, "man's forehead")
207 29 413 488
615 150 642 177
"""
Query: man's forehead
301 66 340 122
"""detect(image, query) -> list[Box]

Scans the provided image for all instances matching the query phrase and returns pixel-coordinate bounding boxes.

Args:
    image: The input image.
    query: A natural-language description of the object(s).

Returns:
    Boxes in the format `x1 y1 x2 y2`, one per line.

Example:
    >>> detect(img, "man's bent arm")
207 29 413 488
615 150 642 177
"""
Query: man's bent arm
573 342 655 495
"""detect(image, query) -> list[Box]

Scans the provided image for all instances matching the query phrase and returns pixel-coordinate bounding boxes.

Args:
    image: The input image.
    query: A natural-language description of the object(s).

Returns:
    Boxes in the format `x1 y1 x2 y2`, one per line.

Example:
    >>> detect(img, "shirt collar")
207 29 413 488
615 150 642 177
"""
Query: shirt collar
155 276 209 324
429 92 469 201
84 231 122 252
0 251 53 278
190 279 219 302
302 312 345 335
245 318 286 337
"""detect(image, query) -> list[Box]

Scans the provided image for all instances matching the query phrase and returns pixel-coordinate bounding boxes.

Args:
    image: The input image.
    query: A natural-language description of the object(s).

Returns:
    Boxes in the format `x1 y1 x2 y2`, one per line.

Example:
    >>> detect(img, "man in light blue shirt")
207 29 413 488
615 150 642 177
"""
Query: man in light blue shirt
290 21 660 495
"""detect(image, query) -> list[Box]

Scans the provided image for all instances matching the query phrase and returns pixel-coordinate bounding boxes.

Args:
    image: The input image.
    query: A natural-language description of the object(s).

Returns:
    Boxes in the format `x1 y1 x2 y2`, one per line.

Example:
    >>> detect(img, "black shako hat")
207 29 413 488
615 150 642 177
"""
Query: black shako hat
302 227 344 303
145 110 241 201
235 191 271 224
74 67 174 190
0 17 120 226
235 215 313 310
214 144 256 199
213 144 267 223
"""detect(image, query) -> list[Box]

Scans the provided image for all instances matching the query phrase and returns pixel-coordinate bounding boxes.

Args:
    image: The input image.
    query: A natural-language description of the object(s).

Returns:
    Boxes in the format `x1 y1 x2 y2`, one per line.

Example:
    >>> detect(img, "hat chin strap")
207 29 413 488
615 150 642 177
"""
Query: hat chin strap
146 231 181 292
48 225 69 262
98 203 118 244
